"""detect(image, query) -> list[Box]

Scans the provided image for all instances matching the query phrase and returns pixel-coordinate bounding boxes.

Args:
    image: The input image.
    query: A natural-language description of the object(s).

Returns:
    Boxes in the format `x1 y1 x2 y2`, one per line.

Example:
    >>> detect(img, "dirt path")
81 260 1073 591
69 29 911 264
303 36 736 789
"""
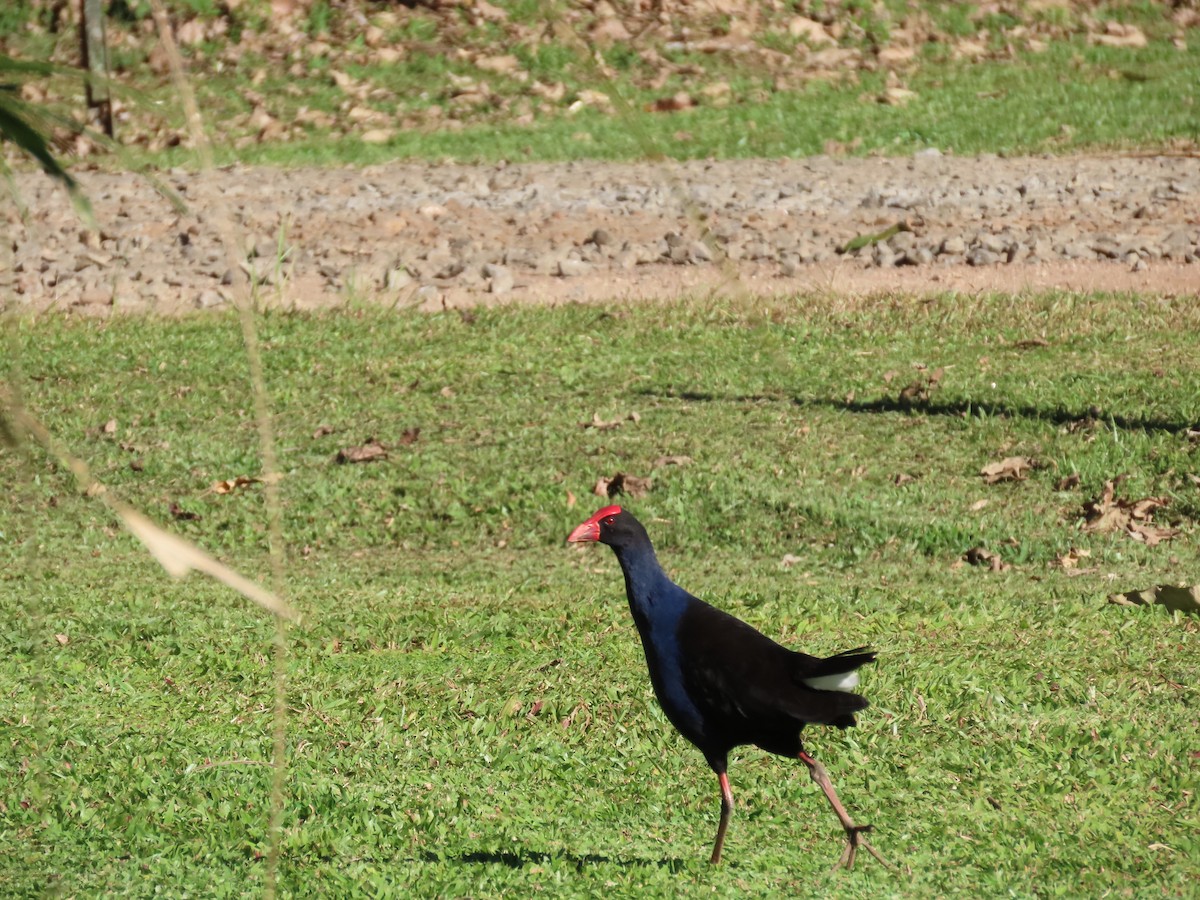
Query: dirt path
4 154 1197 315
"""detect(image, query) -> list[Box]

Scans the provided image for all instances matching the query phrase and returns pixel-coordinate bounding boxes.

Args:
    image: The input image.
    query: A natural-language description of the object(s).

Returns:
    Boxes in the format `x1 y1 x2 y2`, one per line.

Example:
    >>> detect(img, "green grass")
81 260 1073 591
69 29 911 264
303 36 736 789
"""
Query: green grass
2 294 1198 896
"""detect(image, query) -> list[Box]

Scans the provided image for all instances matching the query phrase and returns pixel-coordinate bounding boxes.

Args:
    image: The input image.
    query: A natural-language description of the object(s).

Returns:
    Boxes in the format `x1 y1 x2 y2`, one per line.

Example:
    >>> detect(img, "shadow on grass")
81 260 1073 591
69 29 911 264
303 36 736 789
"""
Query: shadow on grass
421 849 689 872
636 388 1197 435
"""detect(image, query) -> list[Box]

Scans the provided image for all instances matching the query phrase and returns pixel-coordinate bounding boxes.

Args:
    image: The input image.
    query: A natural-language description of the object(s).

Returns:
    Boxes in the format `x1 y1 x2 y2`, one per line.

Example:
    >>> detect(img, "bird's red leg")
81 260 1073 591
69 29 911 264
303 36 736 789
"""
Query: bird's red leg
798 751 893 871
709 771 734 864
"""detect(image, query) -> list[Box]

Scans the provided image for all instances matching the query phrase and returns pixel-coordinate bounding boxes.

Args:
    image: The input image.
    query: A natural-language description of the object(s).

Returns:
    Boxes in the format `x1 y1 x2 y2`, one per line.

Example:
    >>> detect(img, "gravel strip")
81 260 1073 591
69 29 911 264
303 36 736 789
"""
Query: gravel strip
4 154 1197 314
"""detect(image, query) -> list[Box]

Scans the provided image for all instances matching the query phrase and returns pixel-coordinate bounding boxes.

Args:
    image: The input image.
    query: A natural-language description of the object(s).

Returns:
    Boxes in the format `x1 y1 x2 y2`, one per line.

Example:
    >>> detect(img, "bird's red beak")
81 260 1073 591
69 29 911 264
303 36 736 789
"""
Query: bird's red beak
566 520 600 543
567 505 622 543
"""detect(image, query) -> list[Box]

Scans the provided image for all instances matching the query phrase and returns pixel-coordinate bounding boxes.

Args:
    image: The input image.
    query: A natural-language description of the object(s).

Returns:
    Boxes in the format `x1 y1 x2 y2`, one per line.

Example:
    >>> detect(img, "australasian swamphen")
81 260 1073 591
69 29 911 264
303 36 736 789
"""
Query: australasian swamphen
567 505 891 869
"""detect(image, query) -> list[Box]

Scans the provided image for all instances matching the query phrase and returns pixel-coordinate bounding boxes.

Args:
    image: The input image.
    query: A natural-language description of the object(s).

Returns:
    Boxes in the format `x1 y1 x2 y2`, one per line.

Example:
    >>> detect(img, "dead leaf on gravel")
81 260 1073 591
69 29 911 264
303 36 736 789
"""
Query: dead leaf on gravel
962 546 1009 572
209 475 260 494
1108 584 1200 615
336 440 388 464
980 456 1035 484
593 472 651 499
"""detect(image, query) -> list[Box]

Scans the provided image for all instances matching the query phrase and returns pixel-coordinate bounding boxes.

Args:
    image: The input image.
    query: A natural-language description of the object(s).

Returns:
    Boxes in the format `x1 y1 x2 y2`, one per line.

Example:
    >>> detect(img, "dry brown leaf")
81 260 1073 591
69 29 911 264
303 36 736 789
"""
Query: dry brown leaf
649 92 695 112
1108 584 1200 615
169 501 201 521
397 427 421 446
980 456 1034 484
963 546 1008 571
893 472 917 486
1055 547 1091 570
1056 473 1081 491
653 455 693 468
102 418 117 435
1082 480 1176 544
313 424 335 438
593 472 651 499
336 441 388 464
580 412 639 431
565 489 576 509
969 499 989 511
210 475 261 494
55 633 69 646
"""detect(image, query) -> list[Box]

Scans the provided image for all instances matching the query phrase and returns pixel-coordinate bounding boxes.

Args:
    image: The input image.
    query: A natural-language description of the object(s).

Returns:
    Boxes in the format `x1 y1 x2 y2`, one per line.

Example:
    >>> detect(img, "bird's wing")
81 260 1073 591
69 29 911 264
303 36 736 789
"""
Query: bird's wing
677 600 870 729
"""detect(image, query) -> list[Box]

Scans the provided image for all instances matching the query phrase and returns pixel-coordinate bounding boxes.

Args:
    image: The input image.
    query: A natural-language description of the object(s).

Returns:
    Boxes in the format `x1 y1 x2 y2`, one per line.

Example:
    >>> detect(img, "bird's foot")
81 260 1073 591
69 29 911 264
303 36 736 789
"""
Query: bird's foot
834 823 893 872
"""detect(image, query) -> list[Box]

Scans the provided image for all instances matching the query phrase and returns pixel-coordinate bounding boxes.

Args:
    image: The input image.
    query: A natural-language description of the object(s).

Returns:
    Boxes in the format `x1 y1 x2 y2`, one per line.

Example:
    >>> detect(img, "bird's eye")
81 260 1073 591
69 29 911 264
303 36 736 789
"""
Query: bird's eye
603 516 615 525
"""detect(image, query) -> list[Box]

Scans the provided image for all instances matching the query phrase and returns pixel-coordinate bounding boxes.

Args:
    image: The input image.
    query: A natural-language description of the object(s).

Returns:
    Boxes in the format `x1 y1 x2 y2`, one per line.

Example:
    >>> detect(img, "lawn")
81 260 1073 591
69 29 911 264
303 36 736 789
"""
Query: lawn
2 294 1197 896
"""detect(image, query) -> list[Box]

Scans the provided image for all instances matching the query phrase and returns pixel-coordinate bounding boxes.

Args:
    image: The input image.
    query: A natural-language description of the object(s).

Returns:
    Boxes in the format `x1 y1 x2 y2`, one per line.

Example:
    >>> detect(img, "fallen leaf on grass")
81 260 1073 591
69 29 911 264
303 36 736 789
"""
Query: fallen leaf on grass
962 546 1008 571
980 456 1035 484
780 553 802 568
209 475 261 494
893 472 917 486
1083 481 1175 544
397 426 421 445
897 366 944 408
55 633 69 646
169 502 201 521
1012 337 1050 349
1056 473 1081 491
1108 584 1200 615
312 424 335 438
336 440 388 464
593 472 651 499
653 455 693 468
1054 547 1097 576
580 411 640 430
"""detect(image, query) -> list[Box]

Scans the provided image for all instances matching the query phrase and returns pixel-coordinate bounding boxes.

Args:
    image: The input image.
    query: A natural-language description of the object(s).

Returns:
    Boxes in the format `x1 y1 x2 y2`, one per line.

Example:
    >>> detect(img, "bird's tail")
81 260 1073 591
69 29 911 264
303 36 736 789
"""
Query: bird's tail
797 647 876 728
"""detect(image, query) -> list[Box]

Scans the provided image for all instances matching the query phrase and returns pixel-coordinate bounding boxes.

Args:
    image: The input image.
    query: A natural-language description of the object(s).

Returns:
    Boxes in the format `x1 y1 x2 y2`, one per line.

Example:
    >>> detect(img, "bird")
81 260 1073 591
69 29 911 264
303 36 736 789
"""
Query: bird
567 504 891 869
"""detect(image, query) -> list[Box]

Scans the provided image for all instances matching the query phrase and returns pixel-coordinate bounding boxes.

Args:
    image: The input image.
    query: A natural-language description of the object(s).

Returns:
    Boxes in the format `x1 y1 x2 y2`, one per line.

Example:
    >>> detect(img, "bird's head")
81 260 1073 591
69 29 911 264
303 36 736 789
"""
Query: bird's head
566 505 647 548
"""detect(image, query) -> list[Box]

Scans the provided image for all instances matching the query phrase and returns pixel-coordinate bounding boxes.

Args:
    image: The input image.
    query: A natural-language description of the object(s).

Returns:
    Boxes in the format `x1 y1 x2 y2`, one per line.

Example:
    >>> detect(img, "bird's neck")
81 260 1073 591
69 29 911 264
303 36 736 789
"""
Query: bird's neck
612 542 686 625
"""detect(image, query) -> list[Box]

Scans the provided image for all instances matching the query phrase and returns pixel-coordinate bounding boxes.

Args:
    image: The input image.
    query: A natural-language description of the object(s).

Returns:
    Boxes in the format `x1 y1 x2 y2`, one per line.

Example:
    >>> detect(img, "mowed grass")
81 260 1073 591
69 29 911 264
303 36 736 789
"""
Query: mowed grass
2 293 1198 897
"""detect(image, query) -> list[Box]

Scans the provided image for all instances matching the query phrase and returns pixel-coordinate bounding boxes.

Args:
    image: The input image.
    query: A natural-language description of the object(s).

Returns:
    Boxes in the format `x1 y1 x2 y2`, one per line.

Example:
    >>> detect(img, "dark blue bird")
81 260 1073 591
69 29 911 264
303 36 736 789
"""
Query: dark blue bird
567 505 891 869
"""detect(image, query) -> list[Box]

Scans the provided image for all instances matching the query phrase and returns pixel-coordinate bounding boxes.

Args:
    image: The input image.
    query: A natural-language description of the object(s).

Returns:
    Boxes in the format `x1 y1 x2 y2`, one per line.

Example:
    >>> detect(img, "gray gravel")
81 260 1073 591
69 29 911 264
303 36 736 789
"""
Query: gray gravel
4 154 1198 313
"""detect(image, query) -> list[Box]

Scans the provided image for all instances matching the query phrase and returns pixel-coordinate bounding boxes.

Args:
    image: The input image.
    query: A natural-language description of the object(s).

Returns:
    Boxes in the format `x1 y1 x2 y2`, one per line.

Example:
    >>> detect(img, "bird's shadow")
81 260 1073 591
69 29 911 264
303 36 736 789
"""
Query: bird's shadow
420 848 690 872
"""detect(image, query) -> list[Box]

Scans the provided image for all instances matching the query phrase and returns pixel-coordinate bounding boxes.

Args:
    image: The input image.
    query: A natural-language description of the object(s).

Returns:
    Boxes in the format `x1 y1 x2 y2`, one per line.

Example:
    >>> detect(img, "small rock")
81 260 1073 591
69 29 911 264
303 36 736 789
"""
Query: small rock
385 267 413 290
688 240 714 263
557 259 590 278
900 247 934 266
588 228 613 247
939 236 967 256
196 289 227 309
967 248 999 266
483 263 514 294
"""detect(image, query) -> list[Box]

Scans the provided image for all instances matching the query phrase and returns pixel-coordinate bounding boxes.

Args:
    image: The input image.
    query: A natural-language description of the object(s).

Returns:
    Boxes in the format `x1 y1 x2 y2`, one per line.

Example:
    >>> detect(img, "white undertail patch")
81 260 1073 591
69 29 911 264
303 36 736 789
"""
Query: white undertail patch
802 670 860 692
